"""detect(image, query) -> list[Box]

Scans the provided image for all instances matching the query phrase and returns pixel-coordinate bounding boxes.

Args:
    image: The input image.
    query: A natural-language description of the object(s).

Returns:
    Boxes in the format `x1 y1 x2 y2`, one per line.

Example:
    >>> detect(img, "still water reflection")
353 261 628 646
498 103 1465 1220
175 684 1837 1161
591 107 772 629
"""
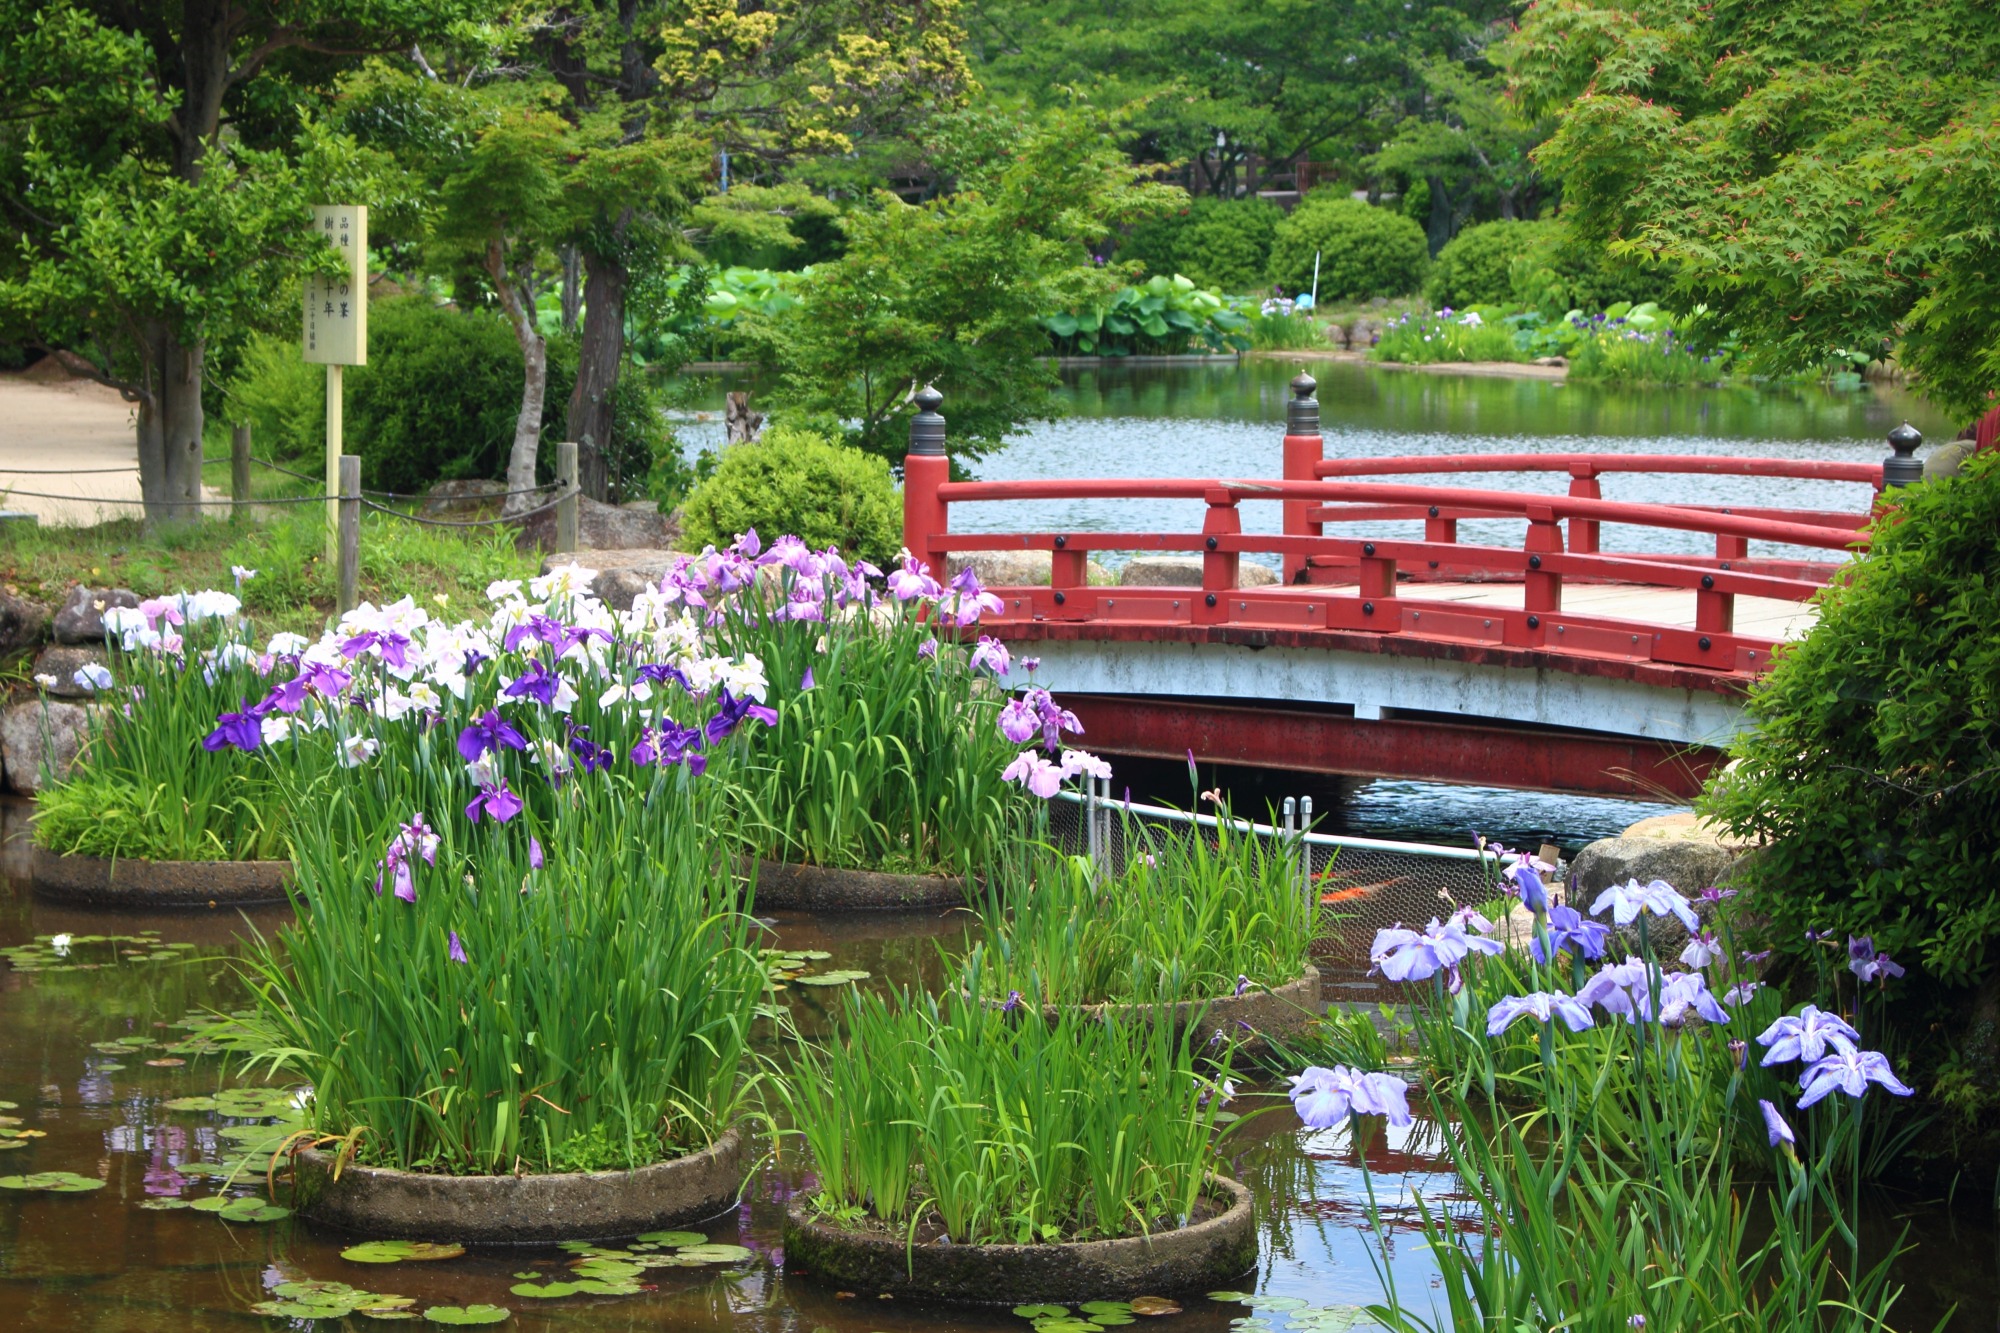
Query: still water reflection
0 799 1988 1330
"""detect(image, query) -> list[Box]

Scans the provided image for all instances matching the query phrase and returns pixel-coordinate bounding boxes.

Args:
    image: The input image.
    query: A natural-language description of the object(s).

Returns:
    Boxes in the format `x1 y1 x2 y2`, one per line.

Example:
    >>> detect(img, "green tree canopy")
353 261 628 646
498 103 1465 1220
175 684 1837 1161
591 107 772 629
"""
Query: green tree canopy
1508 0 2000 419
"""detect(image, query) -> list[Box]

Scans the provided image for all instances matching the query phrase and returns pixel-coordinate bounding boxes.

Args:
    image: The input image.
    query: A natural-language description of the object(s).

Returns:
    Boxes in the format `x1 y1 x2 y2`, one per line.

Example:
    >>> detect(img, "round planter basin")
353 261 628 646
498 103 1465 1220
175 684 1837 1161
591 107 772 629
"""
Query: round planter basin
1063 966 1322 1052
782 1176 1256 1302
31 847 292 908
291 1127 745 1243
750 858 967 911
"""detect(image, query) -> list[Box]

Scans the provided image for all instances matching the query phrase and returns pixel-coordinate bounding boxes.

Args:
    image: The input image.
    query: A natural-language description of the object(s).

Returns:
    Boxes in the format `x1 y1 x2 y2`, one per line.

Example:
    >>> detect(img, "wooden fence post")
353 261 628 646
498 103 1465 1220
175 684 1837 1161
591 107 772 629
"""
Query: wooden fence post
556 440 580 553
337 455 361 614
230 424 252 519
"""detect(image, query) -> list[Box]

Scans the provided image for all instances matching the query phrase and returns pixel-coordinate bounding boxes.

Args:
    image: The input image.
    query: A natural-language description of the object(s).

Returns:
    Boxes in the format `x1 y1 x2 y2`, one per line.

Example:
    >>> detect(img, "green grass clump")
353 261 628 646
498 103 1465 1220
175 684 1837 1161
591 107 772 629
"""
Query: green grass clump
978 810 1316 1006
780 968 1232 1245
1371 308 1525 365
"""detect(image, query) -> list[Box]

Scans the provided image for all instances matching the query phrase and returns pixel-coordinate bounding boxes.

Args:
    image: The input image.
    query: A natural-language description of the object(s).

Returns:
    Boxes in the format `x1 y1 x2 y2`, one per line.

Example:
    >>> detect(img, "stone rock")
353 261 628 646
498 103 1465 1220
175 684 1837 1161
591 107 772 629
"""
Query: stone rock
1570 834 1743 955
0 590 49 653
1117 556 1280 589
1532 355 1568 368
52 585 139 644
536 549 685 612
31 643 109 698
1923 439 1977 481
420 479 507 519
0 699 92 793
943 550 1113 587
592 569 657 613
1620 811 1752 850
515 494 680 553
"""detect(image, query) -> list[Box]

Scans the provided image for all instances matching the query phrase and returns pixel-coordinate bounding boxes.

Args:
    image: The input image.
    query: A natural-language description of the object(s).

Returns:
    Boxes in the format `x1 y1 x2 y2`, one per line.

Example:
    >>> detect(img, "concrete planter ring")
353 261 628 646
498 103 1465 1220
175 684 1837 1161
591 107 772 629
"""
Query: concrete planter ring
782 1175 1256 1303
289 1127 746 1244
31 847 292 908
1063 966 1322 1054
748 858 968 912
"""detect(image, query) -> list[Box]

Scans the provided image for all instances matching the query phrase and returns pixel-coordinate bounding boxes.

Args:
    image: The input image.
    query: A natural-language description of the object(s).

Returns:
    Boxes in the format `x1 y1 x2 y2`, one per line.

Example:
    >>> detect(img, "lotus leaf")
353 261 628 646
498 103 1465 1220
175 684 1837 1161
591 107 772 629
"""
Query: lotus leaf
636 1229 708 1246
342 1240 467 1263
1246 1298 1307 1312
793 971 870 987
1015 1307 1069 1320
511 1272 540 1281
1033 1320 1102 1333
568 1258 645 1281
1092 1316 1136 1326
95 1062 126 1071
140 1197 192 1209
1209 1293 1255 1304
273 1281 363 1300
0 1171 104 1192
423 1305 511 1324
0 1102 17 1110
253 1299 355 1319
0 1141 25 1151
1083 1304 1134 1316
146 1058 187 1068
673 1242 754 1263
510 1282 582 1299
163 1096 220 1111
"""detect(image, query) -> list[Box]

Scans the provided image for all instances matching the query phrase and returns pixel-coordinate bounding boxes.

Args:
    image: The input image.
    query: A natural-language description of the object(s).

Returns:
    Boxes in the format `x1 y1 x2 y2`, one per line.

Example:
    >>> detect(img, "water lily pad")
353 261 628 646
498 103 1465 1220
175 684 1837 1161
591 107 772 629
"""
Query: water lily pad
1209 1293 1255 1304
140 1197 192 1210
423 1306 510 1325
1083 1304 1134 1316
1130 1298 1183 1317
162 1096 220 1111
342 1240 467 1264
672 1242 754 1263
0 1141 26 1152
216 1200 291 1223
1289 1309 1364 1332
793 971 871 986
213 1087 304 1117
510 1282 582 1299
1015 1307 1070 1320
94 1062 126 1072
635 1229 707 1246
253 1300 355 1319
0 1102 17 1110
146 1058 187 1068
1033 1320 1102 1333
568 1257 645 1282
511 1272 540 1281
273 1282 362 1301
1092 1316 1136 1327
0 1171 103 1192
1245 1298 1307 1313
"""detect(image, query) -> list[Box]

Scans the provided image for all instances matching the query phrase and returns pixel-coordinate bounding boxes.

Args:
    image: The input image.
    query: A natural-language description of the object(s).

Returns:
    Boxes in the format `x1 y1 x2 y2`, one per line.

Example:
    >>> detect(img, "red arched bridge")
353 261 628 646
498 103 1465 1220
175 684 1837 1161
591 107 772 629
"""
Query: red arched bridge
902 378 1925 802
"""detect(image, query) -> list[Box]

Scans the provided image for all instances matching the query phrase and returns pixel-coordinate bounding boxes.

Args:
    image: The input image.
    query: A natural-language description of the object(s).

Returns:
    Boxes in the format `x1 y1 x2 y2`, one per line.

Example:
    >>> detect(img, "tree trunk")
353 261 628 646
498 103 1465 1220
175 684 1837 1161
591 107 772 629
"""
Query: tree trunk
159 329 206 524
487 240 547 516
1425 173 1454 257
565 246 628 503
560 244 582 334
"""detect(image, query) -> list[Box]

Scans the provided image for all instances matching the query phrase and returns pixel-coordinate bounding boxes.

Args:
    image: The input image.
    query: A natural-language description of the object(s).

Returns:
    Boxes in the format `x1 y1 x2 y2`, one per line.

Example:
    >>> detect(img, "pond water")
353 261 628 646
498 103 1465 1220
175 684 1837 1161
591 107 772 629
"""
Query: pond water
0 802 1988 1331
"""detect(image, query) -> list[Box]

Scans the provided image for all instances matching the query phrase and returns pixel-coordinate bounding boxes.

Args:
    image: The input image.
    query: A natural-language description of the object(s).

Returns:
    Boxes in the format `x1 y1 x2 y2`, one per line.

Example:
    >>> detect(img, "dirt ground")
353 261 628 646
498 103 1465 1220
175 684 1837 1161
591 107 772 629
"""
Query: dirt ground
0 359 153 526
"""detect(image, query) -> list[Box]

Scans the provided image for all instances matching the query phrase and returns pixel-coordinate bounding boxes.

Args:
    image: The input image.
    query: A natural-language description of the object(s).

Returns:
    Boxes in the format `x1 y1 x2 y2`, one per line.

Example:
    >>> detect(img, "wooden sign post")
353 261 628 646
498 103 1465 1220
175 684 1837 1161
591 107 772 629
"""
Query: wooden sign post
305 205 368 559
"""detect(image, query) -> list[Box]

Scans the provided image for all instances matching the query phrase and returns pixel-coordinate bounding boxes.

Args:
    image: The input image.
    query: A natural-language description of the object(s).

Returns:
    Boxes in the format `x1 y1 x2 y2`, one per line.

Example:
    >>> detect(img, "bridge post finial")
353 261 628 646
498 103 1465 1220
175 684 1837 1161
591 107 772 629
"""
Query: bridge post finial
1287 372 1320 436
1282 373 1324 584
902 385 951 576
1882 422 1923 490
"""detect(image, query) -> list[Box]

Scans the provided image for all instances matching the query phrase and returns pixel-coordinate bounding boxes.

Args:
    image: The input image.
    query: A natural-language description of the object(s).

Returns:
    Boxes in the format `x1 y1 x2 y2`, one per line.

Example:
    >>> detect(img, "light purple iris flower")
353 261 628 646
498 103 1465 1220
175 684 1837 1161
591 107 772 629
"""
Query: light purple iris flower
1577 956 1654 1023
1756 1005 1860 1067
888 555 941 601
1001 750 1064 798
1680 932 1723 969
528 836 544 870
969 636 1012 677
1760 1099 1795 1148
1656 971 1730 1027
1847 936 1907 983
800 668 815 691
1589 877 1699 933
1287 1065 1414 1129
942 566 1005 626
917 639 939 660
375 814 440 903
448 930 469 965
1797 1047 1914 1108
502 658 563 707
1486 990 1595 1035
458 710 529 764
1505 861 1549 913
1370 916 1503 985
340 629 412 668
202 705 263 753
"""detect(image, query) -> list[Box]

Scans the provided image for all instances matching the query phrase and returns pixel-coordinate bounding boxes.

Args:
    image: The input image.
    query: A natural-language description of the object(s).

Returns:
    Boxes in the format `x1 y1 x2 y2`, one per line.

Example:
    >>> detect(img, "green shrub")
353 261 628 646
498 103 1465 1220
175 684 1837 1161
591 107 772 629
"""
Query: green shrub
678 426 902 566
1041 275 1250 356
1428 220 1561 307
1268 194 1428 300
1118 197 1282 292
1505 221 1654 316
1701 451 2000 987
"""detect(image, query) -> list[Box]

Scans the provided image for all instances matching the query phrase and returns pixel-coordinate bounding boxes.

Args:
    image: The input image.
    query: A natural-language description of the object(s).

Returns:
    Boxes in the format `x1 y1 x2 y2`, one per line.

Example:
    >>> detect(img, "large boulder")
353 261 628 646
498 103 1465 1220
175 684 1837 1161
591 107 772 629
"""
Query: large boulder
942 551 1113 587
1117 556 1280 589
516 495 680 553
0 590 49 653
52 585 139 644
538 549 684 613
31 643 110 698
420 479 507 519
1569 833 1743 956
0 699 93 793
1923 439 1977 481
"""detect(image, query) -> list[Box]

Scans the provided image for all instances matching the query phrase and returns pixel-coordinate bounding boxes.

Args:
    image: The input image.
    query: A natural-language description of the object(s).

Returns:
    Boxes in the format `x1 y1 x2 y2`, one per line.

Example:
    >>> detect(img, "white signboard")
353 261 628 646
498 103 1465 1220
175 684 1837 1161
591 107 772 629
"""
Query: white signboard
304 205 368 365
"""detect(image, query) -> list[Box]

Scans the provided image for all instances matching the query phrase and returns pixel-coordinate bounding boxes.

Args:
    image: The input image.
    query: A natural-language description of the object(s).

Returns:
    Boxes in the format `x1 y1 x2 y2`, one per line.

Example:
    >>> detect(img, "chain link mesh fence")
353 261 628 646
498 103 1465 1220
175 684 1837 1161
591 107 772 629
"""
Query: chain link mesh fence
1045 791 1509 972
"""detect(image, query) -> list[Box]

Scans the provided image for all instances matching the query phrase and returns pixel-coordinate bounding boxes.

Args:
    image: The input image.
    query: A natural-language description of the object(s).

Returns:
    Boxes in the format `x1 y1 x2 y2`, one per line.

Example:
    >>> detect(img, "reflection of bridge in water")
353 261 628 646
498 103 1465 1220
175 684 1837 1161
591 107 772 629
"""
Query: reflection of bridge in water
906 377 1916 802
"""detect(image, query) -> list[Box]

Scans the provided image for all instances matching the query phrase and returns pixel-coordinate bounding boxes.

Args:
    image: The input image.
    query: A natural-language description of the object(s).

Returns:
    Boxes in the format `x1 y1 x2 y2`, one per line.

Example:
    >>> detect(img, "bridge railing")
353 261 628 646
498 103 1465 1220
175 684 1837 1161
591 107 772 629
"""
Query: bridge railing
901 380 1919 677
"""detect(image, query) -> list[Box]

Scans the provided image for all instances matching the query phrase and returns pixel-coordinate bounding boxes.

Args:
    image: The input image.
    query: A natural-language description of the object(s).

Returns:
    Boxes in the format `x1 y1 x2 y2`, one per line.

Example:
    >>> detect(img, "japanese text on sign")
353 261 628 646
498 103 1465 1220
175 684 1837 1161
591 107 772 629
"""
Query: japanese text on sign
304 204 368 365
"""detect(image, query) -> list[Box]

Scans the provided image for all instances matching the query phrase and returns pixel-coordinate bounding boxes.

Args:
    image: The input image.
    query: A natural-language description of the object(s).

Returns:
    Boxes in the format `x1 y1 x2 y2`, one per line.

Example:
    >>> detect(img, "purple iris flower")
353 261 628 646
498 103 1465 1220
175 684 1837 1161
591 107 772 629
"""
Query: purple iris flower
502 614 566 654
732 528 763 560
632 722 707 774
887 556 941 601
1370 916 1504 984
1656 972 1730 1027
566 724 612 775
943 566 1005 626
1506 861 1549 913
375 815 439 903
1577 956 1654 1023
1529 903 1610 965
1001 990 1023 1013
457 710 529 764
1287 1065 1414 1129
528 836 544 870
636 662 693 694
340 630 411 668
1848 936 1907 983
202 706 262 753
1486 990 1595 1035
800 667 815 691
1589 877 1700 933
917 639 939 660
705 689 778 745
448 930 468 965
1756 1005 1859 1066
465 782 525 825
502 658 562 706
969 636 1012 678
263 676 311 715
1760 1099 1795 1148
301 663 353 697
997 696 1038 743
1796 1047 1914 1108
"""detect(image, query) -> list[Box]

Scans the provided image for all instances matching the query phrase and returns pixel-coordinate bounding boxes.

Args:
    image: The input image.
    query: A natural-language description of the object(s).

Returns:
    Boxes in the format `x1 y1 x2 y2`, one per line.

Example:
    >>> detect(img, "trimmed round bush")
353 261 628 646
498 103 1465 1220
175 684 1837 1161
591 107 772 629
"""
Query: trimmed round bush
679 425 902 567
1427 220 1562 307
1268 195 1428 300
1119 198 1282 292
1701 451 2000 988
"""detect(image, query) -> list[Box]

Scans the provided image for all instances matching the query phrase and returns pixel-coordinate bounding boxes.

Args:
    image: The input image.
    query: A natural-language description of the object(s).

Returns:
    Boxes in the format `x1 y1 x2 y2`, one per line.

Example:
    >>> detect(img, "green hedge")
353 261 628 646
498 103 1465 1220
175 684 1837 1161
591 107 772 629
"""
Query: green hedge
678 425 902 567
1118 198 1283 292
1268 194 1428 300
1427 220 1562 308
1702 452 2000 988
